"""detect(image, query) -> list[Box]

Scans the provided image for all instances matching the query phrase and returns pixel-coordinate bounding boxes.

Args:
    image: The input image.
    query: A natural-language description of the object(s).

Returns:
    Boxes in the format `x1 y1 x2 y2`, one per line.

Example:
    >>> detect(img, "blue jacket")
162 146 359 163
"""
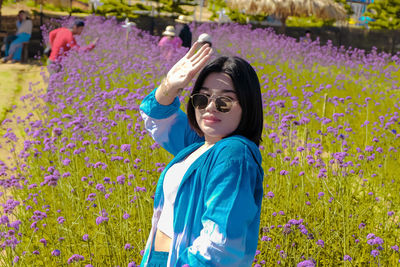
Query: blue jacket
139 89 264 267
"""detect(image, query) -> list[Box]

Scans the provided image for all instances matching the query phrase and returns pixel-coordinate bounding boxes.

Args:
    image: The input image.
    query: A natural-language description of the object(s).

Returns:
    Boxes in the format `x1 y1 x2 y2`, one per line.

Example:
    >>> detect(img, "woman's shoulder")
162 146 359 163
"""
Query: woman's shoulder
212 135 262 164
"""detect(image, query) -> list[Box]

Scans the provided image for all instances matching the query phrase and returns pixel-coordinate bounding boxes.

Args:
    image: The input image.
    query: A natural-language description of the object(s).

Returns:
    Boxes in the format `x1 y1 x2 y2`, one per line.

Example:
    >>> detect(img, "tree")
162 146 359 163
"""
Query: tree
364 0 400 53
0 0 3 29
334 0 353 16
208 0 267 24
364 0 400 30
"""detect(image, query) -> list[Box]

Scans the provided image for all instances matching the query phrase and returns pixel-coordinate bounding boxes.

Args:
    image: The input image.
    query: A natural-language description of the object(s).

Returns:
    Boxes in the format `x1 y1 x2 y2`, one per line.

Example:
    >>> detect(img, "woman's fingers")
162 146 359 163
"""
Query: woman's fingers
192 46 212 68
166 42 212 88
185 41 201 59
190 43 210 63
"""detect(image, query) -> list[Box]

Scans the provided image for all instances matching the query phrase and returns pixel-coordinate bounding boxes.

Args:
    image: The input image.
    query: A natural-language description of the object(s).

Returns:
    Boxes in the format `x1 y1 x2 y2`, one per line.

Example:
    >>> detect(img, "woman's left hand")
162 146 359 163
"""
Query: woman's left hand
156 42 212 105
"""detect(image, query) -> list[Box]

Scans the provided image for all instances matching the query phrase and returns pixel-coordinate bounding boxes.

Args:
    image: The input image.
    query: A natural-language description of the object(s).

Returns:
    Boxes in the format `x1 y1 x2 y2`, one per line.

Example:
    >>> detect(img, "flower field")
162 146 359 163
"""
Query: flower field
1 15 400 266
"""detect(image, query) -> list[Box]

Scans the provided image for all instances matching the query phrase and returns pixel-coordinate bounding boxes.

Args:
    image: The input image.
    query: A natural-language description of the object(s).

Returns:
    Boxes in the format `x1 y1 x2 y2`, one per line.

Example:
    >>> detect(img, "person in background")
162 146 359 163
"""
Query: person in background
175 15 192 49
2 10 32 63
158 25 182 60
197 33 212 47
300 30 312 44
47 20 98 72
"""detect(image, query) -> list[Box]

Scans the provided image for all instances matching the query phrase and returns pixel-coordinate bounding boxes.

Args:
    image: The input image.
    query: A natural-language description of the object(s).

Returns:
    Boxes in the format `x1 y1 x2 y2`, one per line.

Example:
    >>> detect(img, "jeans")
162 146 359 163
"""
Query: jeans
3 35 17 56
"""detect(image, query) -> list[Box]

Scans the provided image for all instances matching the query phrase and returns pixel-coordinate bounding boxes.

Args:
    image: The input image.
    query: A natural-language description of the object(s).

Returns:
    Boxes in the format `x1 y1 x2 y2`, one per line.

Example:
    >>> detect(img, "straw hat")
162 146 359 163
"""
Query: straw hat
162 25 176 37
175 15 190 24
197 33 212 44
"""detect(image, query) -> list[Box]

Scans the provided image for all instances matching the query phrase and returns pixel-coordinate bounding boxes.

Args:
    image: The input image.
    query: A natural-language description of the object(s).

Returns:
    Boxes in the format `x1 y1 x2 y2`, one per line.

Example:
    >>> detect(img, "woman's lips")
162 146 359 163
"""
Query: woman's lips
202 115 220 124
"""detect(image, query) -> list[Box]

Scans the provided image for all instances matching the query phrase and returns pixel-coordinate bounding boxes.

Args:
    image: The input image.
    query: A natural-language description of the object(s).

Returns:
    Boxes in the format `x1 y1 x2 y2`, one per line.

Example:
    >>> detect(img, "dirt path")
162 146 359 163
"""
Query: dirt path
0 62 45 166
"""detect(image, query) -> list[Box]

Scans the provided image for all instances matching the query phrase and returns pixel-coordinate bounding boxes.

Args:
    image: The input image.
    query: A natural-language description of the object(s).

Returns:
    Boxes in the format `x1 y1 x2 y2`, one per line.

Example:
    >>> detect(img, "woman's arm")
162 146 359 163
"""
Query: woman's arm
140 42 212 155
176 144 263 266
140 88 203 156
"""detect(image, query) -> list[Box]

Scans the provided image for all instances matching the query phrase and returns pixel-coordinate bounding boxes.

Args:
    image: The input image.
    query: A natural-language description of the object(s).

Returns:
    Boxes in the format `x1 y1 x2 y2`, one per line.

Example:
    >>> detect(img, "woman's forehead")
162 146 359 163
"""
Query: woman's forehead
199 87 236 95
202 73 234 92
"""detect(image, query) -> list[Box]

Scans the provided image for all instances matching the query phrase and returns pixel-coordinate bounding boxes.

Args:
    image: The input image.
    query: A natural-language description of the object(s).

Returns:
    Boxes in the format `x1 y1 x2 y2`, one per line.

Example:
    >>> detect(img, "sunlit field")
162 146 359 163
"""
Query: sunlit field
1 15 399 266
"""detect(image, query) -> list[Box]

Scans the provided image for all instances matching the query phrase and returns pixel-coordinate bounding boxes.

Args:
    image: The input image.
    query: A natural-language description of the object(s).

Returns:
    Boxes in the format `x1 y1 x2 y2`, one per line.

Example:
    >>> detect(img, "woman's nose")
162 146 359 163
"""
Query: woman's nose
204 98 217 112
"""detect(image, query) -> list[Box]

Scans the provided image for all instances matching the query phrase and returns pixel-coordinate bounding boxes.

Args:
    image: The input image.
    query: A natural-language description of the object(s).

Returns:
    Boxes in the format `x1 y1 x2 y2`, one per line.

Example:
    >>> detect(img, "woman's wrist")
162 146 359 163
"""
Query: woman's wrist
161 78 183 96
155 79 183 106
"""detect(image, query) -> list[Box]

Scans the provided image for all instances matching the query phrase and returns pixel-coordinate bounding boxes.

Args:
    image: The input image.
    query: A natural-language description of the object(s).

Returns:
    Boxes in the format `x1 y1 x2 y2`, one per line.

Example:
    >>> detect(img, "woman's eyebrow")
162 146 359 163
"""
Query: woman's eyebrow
200 87 236 94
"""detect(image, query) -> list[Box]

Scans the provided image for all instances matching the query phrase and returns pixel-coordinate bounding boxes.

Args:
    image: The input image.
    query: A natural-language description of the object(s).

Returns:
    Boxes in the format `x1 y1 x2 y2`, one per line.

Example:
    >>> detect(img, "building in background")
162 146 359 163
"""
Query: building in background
347 0 374 26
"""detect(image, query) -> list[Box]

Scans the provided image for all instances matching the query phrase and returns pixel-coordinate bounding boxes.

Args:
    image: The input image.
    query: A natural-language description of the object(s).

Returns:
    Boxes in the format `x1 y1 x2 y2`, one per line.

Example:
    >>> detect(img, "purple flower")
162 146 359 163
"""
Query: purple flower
96 209 109 225
388 211 394 216
366 233 376 239
57 216 65 224
316 239 324 248
86 193 96 201
40 238 47 246
266 191 275 199
367 237 384 245
297 260 315 267
125 243 132 250
53 127 63 136
0 215 9 224
96 216 108 225
67 254 84 264
280 170 289 175
261 236 272 241
343 255 352 261
123 212 130 219
128 262 137 267
96 183 105 192
82 234 89 241
117 175 125 184
391 245 399 251
121 144 131 152
371 249 380 257
62 158 71 166
52 249 61 256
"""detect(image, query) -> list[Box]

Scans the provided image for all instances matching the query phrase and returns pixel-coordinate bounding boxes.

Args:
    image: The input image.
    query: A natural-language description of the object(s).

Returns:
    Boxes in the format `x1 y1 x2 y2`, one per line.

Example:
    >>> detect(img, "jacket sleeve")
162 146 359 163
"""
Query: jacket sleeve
140 88 203 156
49 28 60 46
175 154 261 267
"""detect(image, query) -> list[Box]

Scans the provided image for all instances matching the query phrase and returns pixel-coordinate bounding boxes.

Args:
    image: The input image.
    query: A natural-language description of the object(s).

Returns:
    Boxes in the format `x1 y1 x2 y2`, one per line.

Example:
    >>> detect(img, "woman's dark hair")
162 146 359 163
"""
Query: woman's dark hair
18 10 30 20
74 20 85 28
187 56 263 146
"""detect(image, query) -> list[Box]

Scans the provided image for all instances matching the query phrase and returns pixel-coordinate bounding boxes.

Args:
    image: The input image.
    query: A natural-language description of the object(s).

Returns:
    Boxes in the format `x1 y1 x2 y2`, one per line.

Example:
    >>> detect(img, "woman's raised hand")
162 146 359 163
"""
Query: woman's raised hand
156 42 212 105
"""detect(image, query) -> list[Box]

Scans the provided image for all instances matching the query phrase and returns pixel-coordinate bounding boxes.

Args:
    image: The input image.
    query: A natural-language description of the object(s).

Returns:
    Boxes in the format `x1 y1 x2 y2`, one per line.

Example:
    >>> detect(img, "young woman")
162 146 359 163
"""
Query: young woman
2 10 32 63
139 42 264 267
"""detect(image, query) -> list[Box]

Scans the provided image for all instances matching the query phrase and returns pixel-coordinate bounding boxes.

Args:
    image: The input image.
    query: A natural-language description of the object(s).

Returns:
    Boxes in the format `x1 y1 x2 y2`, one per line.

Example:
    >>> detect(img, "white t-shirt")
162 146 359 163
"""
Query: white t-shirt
157 145 212 238
17 20 33 35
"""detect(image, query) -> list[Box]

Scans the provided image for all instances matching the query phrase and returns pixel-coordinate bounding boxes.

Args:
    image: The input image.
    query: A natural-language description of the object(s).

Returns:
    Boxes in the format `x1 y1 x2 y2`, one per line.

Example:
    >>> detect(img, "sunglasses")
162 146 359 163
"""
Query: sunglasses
190 93 237 113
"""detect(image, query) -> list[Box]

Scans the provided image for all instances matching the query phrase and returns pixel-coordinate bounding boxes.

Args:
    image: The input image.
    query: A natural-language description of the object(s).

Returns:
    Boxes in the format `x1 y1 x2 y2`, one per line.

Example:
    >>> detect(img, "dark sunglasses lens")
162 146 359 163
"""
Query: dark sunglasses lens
215 97 232 113
192 94 208 109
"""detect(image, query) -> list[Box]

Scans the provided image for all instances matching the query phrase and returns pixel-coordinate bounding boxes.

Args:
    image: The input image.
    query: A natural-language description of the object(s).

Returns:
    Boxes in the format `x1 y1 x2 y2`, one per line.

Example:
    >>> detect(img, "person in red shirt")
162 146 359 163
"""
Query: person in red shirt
47 20 98 72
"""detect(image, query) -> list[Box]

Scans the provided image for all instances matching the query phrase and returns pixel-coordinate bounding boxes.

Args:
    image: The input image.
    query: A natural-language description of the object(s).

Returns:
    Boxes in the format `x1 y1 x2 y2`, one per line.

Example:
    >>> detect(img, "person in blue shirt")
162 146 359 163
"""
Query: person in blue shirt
139 42 264 267
2 10 32 63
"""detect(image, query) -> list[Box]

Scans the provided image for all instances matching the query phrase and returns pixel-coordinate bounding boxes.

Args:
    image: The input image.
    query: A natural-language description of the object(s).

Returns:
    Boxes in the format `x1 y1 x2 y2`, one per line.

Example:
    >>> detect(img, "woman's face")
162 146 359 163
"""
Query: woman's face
18 12 26 21
194 72 242 144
